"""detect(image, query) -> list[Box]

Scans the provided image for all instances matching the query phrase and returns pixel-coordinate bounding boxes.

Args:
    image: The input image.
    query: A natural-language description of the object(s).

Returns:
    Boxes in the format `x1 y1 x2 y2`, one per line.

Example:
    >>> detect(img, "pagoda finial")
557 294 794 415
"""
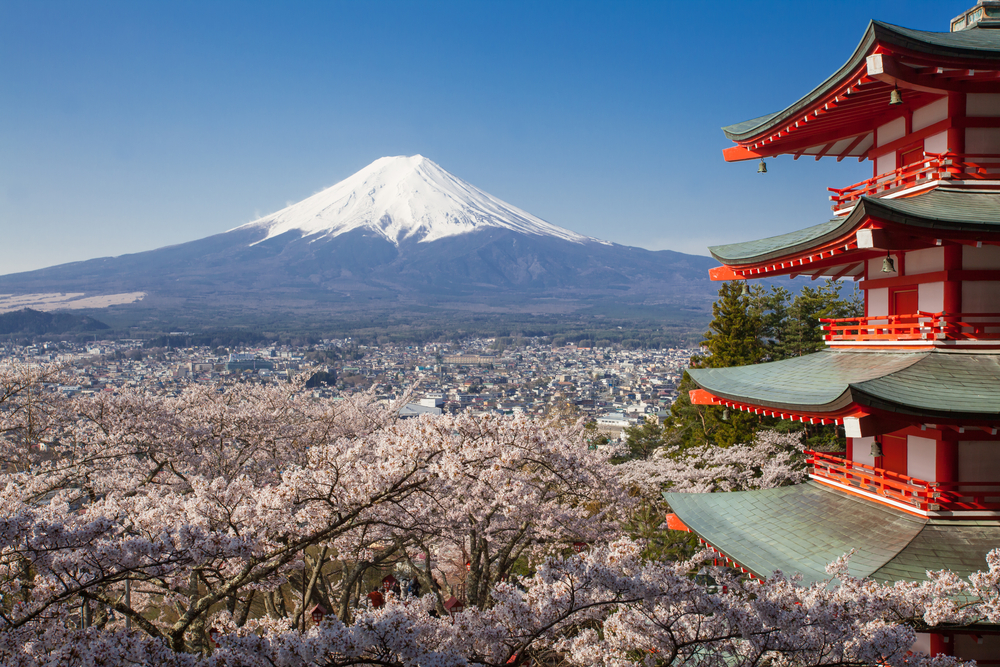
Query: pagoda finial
951 1 1000 31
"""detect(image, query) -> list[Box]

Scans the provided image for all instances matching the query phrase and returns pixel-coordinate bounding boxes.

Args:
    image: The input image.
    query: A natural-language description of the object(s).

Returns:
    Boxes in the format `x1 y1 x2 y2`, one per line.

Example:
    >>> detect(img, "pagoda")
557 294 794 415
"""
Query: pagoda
665 2 1000 660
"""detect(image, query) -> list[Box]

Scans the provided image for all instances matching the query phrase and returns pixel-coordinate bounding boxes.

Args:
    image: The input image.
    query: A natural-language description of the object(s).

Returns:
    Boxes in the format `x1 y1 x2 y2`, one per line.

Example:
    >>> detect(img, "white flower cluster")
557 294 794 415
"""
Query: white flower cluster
0 362 985 666
616 429 807 495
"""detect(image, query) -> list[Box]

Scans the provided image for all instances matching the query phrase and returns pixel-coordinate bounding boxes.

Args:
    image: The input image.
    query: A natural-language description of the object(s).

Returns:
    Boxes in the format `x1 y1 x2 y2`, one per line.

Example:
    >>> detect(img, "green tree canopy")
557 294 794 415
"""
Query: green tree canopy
666 279 862 450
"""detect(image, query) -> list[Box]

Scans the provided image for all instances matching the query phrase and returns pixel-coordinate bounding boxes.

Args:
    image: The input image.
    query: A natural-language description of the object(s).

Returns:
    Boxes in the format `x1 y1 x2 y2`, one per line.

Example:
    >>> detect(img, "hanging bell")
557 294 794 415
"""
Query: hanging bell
757 158 767 174
870 441 883 458
881 252 896 273
889 85 903 106
741 281 750 297
722 408 730 422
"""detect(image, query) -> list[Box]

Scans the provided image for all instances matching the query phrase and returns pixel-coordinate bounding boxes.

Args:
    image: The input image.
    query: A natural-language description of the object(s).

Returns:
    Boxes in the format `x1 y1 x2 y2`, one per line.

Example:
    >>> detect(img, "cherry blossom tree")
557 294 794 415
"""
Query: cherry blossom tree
616 428 807 497
0 361 67 473
0 362 989 666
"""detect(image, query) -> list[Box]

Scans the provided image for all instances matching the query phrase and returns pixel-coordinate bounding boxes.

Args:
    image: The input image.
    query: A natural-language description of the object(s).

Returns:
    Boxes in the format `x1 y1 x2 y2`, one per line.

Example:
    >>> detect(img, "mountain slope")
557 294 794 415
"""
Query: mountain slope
0 308 109 335
0 156 719 319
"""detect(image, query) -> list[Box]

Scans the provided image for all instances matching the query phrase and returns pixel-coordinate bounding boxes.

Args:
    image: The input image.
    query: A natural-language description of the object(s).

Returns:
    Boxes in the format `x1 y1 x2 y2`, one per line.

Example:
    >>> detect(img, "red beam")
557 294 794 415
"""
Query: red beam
837 133 870 161
867 118 951 160
708 265 743 281
859 269 1000 291
722 145 769 163
689 389 721 405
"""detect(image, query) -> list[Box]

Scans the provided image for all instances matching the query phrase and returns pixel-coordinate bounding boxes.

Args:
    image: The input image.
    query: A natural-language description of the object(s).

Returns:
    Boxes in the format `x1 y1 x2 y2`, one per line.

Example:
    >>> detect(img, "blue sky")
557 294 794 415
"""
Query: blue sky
0 0 974 274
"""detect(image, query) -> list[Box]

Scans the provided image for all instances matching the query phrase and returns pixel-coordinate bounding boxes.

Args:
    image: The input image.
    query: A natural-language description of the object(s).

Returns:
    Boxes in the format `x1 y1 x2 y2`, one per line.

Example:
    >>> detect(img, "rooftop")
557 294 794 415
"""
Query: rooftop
688 348 1000 422
722 20 1000 161
666 481 1000 584
708 189 1000 278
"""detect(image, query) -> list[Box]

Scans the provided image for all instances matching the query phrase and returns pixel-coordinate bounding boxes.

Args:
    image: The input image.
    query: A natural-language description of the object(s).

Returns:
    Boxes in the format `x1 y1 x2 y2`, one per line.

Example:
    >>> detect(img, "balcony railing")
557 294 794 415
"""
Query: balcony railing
820 312 1000 343
828 152 1000 211
807 450 1000 513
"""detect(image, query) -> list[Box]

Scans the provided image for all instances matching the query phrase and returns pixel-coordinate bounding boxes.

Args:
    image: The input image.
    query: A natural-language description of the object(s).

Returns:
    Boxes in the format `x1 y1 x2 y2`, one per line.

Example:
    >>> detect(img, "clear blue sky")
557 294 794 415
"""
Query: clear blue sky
0 0 973 275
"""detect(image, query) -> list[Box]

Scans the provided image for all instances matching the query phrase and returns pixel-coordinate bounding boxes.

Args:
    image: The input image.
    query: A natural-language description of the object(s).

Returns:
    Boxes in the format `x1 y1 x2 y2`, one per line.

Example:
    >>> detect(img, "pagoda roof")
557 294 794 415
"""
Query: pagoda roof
721 21 1000 161
709 189 1000 272
687 348 1000 421
665 481 1000 585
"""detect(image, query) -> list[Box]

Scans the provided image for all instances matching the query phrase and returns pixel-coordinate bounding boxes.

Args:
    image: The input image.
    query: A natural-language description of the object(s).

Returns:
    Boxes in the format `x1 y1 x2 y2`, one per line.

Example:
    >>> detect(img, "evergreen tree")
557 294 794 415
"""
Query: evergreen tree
770 280 862 360
701 281 767 367
665 282 767 449
665 279 862 451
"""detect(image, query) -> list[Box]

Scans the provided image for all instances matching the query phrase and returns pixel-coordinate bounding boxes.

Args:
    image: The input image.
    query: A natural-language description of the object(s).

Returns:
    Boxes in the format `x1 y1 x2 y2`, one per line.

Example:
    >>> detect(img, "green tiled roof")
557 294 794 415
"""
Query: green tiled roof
872 521 1000 583
709 219 853 264
665 481 1000 585
864 189 1000 232
853 351 1000 418
708 190 1000 266
723 21 1000 142
688 349 1000 420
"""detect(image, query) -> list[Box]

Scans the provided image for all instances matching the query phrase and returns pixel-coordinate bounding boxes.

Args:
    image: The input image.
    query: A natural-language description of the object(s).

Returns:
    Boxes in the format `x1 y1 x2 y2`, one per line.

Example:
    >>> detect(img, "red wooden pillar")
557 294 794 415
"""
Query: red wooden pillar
947 93 965 155
943 245 962 337
936 438 959 485
930 632 953 657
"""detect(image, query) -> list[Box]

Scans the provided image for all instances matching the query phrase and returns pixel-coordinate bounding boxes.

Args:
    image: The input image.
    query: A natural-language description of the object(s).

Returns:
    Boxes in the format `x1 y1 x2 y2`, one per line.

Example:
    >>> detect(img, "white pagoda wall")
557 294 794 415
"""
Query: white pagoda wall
966 92 1000 156
918 282 944 313
869 94 1000 179
907 436 937 481
847 435 938 482
867 288 888 317
916 98 949 158
961 246 1000 318
963 244 1000 269
966 93 1000 117
958 441 1000 482
914 98 948 131
875 117 906 176
850 436 876 467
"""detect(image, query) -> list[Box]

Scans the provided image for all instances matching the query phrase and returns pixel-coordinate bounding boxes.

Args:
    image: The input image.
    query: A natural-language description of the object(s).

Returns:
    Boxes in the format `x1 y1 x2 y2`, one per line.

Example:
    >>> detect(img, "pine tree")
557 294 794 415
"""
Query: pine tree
665 279 862 450
665 282 767 449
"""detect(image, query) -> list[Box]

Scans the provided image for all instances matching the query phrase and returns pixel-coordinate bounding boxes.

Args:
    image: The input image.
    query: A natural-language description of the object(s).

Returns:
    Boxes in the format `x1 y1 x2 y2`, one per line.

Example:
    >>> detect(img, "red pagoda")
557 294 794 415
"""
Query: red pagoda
666 2 1000 660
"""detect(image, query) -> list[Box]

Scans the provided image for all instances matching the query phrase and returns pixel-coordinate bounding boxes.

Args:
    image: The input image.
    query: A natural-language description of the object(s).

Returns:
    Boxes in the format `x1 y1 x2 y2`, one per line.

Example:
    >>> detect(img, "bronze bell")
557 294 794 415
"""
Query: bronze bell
871 441 883 457
741 281 750 297
881 252 896 273
722 408 730 421
757 158 767 174
889 85 903 106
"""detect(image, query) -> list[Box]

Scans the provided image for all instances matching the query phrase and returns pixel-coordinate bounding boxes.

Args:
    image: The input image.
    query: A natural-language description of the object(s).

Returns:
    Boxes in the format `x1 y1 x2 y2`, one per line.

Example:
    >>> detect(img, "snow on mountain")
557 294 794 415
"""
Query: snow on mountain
233 155 599 246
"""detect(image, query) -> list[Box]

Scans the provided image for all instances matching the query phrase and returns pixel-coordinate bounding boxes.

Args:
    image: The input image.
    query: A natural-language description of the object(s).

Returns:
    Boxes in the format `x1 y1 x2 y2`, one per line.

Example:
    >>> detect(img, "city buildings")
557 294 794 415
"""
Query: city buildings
668 2 1000 659
0 337 692 432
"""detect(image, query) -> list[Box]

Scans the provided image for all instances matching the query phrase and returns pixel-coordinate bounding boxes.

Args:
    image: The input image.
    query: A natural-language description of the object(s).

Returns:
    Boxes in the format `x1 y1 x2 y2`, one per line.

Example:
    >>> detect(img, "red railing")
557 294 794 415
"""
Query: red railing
820 311 1000 342
828 153 1000 211
807 450 1000 513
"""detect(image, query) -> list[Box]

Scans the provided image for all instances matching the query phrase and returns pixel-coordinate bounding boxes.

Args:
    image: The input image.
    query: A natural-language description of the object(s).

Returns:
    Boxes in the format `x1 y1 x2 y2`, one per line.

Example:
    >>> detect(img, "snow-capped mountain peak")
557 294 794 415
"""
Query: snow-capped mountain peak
234 155 596 246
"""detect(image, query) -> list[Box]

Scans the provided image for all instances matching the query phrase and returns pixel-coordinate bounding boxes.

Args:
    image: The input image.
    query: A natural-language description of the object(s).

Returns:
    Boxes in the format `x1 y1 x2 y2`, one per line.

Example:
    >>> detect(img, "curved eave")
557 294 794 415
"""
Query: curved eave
708 190 1000 277
723 21 1000 145
665 482 1000 586
688 350 1000 423
709 216 859 267
722 21 880 143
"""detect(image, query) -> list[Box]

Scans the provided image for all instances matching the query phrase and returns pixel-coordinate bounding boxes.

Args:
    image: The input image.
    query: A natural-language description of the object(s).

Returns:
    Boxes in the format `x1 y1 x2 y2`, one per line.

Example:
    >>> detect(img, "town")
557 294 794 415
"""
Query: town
0 337 695 442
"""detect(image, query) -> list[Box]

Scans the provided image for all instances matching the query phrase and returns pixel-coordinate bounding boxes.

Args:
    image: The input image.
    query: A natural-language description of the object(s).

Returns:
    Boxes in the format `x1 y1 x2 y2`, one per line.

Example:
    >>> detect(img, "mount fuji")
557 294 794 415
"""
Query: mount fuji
239 155 595 246
0 156 718 320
